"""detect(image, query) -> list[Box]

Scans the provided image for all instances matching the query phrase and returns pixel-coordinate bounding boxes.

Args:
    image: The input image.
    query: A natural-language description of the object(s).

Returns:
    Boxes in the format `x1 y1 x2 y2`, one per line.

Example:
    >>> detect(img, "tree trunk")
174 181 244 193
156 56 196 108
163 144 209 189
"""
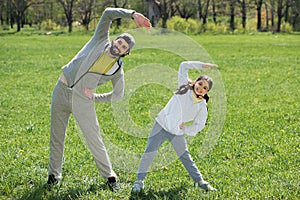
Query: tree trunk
58 0 75 33
270 0 275 28
113 0 127 27
241 0 246 29
265 1 269 30
197 0 203 20
284 0 290 22
202 0 210 25
257 0 263 31
230 0 235 31
212 0 217 24
6 0 10 25
170 0 176 17
16 11 21 31
277 0 284 32
158 0 168 29
10 12 13 28
68 18 72 32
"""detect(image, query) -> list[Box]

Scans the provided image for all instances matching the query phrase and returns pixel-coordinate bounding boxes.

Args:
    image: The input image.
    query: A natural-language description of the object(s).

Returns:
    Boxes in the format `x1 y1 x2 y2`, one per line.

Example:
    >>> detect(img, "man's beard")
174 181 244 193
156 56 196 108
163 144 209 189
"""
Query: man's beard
109 41 121 57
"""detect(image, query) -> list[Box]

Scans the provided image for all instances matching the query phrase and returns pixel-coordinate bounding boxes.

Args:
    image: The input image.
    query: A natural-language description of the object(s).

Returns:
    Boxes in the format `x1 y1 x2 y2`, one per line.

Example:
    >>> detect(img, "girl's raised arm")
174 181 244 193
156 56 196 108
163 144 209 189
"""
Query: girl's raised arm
177 61 217 87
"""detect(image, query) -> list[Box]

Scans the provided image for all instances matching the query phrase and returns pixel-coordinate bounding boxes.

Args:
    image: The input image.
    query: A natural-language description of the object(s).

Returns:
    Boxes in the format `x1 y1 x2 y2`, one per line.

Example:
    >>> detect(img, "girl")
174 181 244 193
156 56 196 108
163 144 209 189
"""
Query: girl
132 61 217 192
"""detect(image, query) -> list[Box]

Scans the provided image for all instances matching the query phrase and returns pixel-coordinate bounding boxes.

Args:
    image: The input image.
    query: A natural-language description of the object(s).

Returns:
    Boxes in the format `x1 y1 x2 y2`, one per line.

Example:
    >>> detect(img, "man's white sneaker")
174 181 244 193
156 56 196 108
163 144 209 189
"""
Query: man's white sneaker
132 180 144 192
198 180 217 192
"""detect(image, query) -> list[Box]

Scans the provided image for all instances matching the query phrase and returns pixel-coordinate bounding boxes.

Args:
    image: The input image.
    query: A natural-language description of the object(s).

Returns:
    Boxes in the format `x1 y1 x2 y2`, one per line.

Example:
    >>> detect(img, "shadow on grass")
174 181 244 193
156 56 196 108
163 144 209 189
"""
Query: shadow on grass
17 182 109 200
129 186 188 200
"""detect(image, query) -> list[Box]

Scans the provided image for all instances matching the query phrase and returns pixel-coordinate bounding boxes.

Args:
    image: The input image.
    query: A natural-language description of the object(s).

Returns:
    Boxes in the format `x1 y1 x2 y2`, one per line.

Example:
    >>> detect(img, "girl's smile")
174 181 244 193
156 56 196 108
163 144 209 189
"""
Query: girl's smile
193 79 209 98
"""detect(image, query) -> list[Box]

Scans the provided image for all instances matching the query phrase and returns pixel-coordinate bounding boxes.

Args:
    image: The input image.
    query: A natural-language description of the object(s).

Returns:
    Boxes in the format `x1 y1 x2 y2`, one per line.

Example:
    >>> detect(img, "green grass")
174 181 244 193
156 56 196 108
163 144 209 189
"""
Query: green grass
0 32 299 199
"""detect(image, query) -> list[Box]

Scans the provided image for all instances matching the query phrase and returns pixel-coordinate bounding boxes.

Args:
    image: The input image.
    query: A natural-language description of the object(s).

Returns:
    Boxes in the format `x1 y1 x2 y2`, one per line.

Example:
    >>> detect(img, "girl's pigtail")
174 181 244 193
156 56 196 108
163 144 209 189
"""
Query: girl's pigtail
175 79 193 95
203 94 209 103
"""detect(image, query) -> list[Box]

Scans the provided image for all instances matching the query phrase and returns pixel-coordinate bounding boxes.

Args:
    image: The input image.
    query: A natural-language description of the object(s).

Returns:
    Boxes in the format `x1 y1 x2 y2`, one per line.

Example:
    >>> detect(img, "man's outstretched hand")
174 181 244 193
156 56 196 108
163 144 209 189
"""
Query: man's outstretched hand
132 12 152 29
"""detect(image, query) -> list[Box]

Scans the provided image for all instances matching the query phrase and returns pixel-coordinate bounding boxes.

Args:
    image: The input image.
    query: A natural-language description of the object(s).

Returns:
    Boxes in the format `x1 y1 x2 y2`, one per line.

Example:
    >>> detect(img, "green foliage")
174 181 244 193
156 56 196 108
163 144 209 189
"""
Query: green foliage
204 22 228 34
40 19 60 31
0 33 299 199
167 16 190 34
186 18 201 34
1 24 10 31
281 22 293 33
246 18 259 32
166 16 201 34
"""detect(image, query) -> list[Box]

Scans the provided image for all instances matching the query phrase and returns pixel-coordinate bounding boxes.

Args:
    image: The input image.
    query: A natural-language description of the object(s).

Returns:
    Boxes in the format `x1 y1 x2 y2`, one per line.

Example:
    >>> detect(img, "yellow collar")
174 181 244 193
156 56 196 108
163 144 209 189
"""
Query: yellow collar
192 92 203 104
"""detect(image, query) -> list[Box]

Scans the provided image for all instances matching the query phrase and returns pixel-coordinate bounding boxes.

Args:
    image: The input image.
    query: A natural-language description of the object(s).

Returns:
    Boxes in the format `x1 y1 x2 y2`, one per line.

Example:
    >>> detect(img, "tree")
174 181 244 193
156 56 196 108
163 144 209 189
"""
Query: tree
78 0 94 30
196 0 211 24
0 0 5 25
290 0 300 30
276 0 284 32
202 0 210 24
113 0 127 27
155 0 172 28
237 0 247 29
175 0 197 20
1 0 299 33
264 0 269 30
11 0 42 32
26 0 56 26
284 0 291 22
256 0 263 31
270 0 276 28
57 0 75 33
211 0 217 24
229 0 236 31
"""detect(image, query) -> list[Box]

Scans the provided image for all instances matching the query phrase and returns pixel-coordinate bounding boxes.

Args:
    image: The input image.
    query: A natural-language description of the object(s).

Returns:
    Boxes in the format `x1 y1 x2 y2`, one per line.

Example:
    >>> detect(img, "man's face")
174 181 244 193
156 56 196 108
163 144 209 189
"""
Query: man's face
109 38 130 57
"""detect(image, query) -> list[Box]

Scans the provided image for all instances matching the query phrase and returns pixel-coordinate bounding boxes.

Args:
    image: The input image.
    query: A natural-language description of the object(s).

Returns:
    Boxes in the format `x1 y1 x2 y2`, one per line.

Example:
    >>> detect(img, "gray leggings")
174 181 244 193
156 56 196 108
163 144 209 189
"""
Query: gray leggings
48 80 116 179
137 122 203 182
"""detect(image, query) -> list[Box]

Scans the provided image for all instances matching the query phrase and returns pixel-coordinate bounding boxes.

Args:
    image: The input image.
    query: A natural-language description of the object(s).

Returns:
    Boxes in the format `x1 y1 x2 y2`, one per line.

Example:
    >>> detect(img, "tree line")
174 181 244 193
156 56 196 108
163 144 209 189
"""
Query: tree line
0 0 299 33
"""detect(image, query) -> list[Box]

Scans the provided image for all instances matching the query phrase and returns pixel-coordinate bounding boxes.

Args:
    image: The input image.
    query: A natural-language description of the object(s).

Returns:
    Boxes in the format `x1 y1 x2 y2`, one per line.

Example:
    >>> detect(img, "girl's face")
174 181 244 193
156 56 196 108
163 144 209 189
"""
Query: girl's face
193 79 209 98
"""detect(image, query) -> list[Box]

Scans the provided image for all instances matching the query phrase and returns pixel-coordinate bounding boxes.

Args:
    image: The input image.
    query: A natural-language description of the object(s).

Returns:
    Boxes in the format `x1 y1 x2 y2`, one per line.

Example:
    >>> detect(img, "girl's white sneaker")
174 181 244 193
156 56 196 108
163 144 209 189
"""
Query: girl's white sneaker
132 180 144 192
198 180 217 192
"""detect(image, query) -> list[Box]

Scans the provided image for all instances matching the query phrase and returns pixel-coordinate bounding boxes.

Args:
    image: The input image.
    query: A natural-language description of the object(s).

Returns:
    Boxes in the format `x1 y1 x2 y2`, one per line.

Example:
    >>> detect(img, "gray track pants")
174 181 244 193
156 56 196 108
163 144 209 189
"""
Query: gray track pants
137 122 203 182
48 80 116 179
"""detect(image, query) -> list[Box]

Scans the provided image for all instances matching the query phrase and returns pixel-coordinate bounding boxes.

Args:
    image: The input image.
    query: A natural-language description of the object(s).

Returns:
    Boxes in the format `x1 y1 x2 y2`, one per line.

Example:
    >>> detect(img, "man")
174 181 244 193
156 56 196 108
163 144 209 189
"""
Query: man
47 7 151 190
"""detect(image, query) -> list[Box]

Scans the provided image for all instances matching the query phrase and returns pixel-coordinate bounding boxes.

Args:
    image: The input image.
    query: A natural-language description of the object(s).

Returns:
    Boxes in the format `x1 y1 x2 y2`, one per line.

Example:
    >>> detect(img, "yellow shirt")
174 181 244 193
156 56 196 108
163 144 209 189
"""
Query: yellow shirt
89 52 118 74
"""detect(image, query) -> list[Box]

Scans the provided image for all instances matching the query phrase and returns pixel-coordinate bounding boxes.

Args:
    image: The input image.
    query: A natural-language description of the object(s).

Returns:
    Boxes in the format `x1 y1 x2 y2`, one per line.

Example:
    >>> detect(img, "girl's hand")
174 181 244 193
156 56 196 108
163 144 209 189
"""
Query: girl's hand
179 122 185 130
84 88 93 100
132 12 152 29
203 63 218 68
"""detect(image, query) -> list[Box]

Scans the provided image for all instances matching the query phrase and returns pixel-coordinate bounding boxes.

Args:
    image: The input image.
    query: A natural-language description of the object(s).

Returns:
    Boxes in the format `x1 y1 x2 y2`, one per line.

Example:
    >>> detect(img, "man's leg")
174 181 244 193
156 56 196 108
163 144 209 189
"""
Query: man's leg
72 97 116 178
48 82 72 182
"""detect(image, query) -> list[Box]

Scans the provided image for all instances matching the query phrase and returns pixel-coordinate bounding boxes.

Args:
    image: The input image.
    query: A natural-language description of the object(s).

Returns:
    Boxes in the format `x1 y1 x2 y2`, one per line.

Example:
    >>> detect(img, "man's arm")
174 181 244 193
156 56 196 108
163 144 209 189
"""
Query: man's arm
94 8 151 40
92 71 125 102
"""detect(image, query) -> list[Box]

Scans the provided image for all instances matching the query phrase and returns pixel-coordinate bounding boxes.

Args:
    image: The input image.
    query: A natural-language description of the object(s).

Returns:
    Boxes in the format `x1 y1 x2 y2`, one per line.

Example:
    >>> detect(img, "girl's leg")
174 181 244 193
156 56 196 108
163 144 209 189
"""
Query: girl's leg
136 122 167 181
170 135 203 182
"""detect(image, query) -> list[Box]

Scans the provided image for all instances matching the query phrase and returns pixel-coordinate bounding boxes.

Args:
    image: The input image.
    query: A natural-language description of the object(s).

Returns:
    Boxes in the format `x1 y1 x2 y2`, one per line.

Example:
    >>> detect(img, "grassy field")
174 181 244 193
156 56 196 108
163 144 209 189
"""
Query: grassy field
0 31 299 199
